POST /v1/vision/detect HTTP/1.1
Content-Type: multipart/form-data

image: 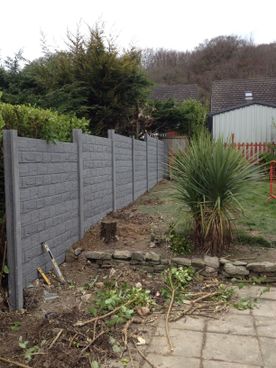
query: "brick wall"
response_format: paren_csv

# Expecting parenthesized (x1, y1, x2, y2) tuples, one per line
(3, 129, 168, 309)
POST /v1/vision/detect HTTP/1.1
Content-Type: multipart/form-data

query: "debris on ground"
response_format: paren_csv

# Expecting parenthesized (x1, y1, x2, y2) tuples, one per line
(0, 260, 253, 368)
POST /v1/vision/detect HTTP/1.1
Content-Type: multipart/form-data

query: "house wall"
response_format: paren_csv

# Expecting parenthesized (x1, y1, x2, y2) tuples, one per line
(213, 104, 276, 143)
(3, 129, 168, 309)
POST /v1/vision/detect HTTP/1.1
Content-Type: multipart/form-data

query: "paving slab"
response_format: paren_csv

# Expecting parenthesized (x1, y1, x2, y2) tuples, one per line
(259, 337, 276, 368)
(143, 354, 200, 368)
(252, 299, 276, 317)
(228, 306, 251, 315)
(203, 361, 261, 368)
(143, 286, 276, 368)
(233, 285, 263, 299)
(156, 316, 205, 334)
(203, 333, 262, 365)
(206, 314, 255, 336)
(146, 330, 203, 357)
(258, 288, 276, 300)
(255, 315, 276, 338)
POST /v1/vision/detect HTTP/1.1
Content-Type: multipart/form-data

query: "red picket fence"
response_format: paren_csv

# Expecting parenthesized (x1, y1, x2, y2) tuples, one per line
(230, 142, 273, 162)
(270, 160, 276, 199)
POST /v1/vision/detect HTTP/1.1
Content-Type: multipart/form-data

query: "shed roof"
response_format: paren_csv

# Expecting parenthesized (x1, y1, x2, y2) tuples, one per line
(211, 77, 276, 114)
(211, 101, 276, 116)
(150, 84, 199, 101)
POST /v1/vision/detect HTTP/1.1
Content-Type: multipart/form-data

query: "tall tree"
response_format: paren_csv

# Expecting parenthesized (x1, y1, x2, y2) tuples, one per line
(0, 27, 151, 136)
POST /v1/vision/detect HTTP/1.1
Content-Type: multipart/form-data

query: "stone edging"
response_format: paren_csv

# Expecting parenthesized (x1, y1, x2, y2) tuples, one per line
(83, 250, 276, 278)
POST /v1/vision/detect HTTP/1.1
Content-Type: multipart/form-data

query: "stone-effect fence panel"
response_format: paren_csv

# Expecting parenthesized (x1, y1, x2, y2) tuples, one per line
(3, 129, 168, 309)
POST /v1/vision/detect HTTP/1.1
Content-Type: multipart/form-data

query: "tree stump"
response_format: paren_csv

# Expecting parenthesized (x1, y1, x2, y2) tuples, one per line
(100, 221, 117, 243)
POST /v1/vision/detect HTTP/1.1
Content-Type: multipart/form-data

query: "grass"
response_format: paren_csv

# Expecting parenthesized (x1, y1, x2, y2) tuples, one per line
(237, 181, 276, 243)
(137, 182, 189, 227)
(137, 180, 276, 247)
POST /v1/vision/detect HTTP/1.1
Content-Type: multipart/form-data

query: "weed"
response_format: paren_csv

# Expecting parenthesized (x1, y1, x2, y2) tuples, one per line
(161, 266, 194, 301)
(167, 222, 193, 255)
(67, 280, 76, 289)
(233, 298, 256, 310)
(213, 284, 235, 303)
(10, 321, 21, 332)
(90, 361, 101, 368)
(18, 336, 40, 362)
(249, 275, 267, 285)
(88, 282, 154, 326)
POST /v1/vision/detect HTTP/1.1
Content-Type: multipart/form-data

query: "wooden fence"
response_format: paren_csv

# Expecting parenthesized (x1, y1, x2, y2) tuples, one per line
(161, 136, 188, 177)
(230, 142, 274, 162)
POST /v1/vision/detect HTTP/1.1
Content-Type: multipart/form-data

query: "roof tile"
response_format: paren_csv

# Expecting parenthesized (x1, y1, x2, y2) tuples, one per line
(150, 84, 199, 101)
(211, 77, 276, 113)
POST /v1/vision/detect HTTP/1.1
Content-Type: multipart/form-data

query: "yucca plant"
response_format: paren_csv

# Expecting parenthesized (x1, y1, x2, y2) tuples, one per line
(172, 131, 261, 256)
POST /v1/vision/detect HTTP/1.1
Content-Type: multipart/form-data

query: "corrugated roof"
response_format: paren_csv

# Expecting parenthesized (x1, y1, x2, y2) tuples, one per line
(211, 77, 276, 114)
(150, 84, 199, 101)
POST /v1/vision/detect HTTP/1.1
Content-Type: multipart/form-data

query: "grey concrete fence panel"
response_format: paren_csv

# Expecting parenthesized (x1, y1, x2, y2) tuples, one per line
(3, 129, 168, 309)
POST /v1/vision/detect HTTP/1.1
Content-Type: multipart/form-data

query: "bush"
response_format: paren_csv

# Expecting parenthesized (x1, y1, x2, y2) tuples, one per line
(0, 102, 89, 142)
(172, 131, 261, 256)
(149, 98, 207, 137)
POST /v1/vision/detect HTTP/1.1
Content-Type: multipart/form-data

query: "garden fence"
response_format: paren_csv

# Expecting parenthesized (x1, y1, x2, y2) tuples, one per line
(228, 142, 273, 162)
(3, 129, 168, 309)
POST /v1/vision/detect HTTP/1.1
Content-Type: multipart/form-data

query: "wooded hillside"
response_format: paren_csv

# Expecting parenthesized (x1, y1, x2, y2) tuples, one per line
(143, 36, 276, 100)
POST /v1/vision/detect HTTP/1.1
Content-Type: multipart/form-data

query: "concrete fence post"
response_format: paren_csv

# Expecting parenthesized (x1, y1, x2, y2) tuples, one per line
(108, 129, 117, 211)
(3, 130, 23, 309)
(132, 136, 135, 201)
(72, 129, 84, 240)
(156, 138, 159, 183)
(145, 134, 149, 191)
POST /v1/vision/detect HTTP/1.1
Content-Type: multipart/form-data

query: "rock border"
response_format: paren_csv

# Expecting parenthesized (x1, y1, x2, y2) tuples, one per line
(82, 250, 276, 279)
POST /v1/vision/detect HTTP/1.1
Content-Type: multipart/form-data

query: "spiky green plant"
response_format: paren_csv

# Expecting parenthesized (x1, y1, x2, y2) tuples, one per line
(172, 131, 261, 256)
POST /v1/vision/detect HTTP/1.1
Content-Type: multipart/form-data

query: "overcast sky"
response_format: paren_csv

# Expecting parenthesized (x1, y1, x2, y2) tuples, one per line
(1, 0, 276, 61)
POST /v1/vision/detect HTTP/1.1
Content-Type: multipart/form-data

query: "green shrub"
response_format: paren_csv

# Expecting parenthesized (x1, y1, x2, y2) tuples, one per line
(0, 102, 89, 142)
(172, 131, 261, 256)
(167, 221, 193, 255)
(149, 98, 207, 137)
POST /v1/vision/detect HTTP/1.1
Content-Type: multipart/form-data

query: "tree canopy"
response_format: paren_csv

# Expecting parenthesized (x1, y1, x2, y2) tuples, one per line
(0, 27, 151, 136)
(143, 36, 276, 100)
(148, 99, 207, 137)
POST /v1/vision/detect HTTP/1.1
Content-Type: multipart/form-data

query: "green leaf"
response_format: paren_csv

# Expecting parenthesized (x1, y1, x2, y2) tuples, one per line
(3, 264, 9, 274)
(18, 337, 28, 349)
(11, 321, 21, 332)
(90, 361, 100, 368)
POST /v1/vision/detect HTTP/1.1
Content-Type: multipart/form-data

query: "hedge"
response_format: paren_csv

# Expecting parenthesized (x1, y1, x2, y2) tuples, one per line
(0, 102, 89, 142)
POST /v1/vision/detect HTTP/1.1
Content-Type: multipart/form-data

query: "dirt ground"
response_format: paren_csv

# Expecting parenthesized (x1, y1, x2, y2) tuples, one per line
(1, 180, 276, 368)
(73, 180, 276, 264)
(0, 263, 164, 368)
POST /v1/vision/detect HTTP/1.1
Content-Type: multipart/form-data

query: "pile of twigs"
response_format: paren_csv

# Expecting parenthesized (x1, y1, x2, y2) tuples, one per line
(170, 278, 230, 322)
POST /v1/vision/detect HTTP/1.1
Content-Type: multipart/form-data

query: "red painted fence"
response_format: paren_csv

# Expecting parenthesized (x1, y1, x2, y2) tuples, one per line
(270, 160, 276, 199)
(230, 142, 273, 162)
